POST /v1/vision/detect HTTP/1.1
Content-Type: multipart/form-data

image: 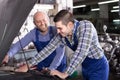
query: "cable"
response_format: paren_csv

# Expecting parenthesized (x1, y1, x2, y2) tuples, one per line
(17, 33, 30, 71)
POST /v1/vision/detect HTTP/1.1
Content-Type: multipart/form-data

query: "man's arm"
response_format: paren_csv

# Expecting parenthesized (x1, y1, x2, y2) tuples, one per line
(49, 44, 65, 70)
(16, 35, 62, 72)
(2, 29, 35, 64)
(27, 34, 62, 67)
(7, 30, 35, 58)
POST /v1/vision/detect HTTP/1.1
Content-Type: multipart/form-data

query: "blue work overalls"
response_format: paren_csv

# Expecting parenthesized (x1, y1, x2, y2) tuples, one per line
(33, 27, 67, 72)
(65, 21, 109, 80)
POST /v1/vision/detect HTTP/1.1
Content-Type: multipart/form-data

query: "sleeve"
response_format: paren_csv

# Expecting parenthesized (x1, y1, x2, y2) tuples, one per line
(66, 21, 94, 75)
(27, 34, 62, 66)
(48, 44, 65, 70)
(8, 29, 35, 58)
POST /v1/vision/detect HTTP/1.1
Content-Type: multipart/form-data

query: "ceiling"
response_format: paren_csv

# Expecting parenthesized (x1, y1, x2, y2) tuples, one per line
(73, 0, 119, 11)
(73, 0, 120, 34)
(73, 0, 118, 6)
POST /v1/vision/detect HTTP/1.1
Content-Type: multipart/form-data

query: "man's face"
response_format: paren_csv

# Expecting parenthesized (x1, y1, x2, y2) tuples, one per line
(34, 13, 48, 32)
(55, 21, 71, 37)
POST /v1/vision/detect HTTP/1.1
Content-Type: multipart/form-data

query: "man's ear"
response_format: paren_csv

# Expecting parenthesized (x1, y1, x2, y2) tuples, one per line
(67, 22, 73, 28)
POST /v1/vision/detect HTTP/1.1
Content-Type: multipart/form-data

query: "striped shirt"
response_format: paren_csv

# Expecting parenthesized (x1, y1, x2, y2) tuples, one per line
(28, 20, 104, 75)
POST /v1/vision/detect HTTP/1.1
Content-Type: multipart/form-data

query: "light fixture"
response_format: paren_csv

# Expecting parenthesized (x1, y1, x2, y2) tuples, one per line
(98, 0, 119, 5)
(111, 9, 119, 12)
(113, 19, 120, 22)
(33, 4, 54, 10)
(113, 6, 119, 9)
(73, 5, 86, 9)
(91, 8, 100, 11)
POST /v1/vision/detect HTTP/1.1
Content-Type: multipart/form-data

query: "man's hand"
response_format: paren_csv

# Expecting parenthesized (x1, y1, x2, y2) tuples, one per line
(50, 70, 68, 79)
(1, 54, 9, 66)
(15, 64, 29, 72)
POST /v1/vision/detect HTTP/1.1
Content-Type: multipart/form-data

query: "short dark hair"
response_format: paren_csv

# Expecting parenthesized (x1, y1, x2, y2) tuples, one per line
(54, 10, 74, 25)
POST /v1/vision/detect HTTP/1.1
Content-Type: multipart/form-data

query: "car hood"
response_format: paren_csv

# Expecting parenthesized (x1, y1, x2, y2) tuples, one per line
(0, 0, 36, 63)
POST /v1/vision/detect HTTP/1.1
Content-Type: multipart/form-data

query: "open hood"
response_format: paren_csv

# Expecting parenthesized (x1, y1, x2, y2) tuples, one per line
(0, 0, 36, 63)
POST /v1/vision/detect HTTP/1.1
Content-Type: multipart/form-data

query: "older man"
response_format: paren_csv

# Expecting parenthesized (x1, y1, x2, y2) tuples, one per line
(2, 11, 67, 72)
